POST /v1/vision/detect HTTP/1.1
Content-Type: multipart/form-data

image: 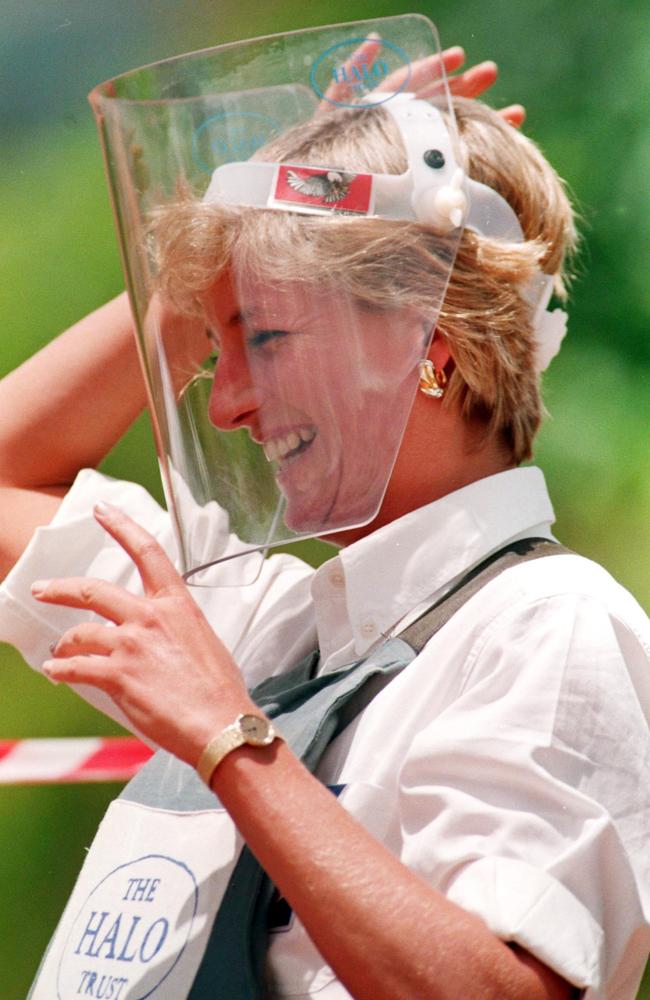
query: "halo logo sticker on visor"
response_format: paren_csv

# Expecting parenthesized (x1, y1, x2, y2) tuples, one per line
(271, 164, 374, 215)
(192, 111, 280, 173)
(310, 37, 412, 108)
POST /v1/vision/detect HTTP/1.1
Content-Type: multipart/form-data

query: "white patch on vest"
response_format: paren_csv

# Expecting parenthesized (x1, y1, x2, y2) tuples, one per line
(31, 799, 243, 999)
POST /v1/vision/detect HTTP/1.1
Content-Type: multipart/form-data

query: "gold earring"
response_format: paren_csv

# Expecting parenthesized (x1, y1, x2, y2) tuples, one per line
(418, 359, 447, 399)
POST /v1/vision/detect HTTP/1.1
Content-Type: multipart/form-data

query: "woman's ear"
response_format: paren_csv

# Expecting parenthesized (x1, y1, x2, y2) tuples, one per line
(423, 327, 453, 371)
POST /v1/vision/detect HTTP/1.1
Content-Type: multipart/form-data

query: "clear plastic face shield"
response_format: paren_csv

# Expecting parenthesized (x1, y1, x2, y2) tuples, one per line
(89, 16, 527, 586)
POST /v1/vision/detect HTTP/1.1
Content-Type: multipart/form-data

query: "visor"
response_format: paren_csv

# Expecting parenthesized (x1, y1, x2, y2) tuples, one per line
(89, 16, 528, 586)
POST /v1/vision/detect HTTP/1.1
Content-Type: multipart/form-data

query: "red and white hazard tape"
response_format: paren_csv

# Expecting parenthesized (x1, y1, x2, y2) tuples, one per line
(0, 737, 154, 785)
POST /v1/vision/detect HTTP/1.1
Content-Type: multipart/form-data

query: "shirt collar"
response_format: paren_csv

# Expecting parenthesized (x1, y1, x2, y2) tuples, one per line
(311, 466, 555, 661)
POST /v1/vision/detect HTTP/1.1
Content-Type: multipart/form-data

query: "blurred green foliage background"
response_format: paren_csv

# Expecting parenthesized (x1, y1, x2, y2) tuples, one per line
(0, 0, 648, 996)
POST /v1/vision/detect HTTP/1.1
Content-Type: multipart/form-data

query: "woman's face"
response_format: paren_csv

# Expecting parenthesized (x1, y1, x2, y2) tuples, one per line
(205, 271, 426, 534)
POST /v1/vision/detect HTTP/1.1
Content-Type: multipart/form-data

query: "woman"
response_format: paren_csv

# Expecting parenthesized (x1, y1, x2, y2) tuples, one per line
(0, 23, 648, 1000)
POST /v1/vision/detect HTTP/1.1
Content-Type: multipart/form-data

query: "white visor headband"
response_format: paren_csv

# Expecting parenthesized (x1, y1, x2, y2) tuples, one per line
(204, 92, 566, 371)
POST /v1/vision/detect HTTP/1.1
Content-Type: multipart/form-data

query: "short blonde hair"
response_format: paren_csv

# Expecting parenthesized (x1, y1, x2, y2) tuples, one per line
(153, 97, 577, 462)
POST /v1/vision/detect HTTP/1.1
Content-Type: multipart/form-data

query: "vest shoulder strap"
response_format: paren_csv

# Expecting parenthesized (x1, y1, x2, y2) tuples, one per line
(399, 537, 571, 655)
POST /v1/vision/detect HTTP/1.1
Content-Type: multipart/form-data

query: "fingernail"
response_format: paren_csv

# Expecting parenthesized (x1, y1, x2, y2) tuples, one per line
(48, 640, 58, 655)
(94, 501, 112, 517)
(42, 661, 59, 685)
(31, 580, 50, 597)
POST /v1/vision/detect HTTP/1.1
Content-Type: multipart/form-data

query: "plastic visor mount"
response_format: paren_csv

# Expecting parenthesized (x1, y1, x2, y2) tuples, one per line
(205, 92, 525, 241)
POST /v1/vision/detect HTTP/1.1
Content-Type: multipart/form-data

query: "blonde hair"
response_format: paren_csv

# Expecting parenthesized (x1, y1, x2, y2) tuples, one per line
(153, 97, 577, 462)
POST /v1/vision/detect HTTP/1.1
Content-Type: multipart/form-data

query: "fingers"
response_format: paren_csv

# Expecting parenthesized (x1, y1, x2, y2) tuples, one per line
(51, 621, 121, 658)
(92, 502, 183, 597)
(414, 59, 498, 103)
(46, 622, 138, 692)
(404, 56, 524, 130)
(30, 503, 181, 620)
(377, 47, 465, 95)
(447, 60, 498, 98)
(31, 576, 141, 624)
(42, 653, 116, 692)
(440, 46, 466, 75)
(498, 104, 526, 128)
(315, 40, 523, 135)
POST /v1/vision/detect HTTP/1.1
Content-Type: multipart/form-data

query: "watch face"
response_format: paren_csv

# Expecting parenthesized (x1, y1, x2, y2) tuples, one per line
(239, 714, 273, 745)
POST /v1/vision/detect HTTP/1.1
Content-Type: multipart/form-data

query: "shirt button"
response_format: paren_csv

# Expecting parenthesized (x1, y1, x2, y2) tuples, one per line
(329, 569, 344, 587)
(360, 620, 377, 637)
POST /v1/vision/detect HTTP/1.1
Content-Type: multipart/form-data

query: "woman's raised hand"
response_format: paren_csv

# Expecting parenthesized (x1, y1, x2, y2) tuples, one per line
(32, 503, 256, 767)
(320, 41, 525, 127)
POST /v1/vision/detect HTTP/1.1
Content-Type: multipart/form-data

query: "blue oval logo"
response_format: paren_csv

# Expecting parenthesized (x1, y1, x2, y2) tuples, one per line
(192, 111, 280, 173)
(310, 37, 412, 109)
(57, 854, 199, 999)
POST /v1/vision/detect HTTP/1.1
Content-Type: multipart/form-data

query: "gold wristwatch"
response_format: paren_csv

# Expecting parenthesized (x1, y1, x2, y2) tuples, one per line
(197, 713, 283, 786)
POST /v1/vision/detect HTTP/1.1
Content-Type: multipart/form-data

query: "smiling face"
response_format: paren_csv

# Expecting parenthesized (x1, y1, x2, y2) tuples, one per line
(204, 270, 427, 534)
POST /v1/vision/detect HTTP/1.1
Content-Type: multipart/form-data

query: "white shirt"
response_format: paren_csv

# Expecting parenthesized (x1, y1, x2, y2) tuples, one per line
(1, 466, 649, 999)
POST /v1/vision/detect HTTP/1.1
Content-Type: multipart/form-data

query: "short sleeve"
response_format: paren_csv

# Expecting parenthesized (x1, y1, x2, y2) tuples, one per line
(398, 588, 650, 998)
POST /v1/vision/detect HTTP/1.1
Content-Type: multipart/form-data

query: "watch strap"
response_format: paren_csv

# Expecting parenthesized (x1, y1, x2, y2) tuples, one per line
(197, 715, 282, 786)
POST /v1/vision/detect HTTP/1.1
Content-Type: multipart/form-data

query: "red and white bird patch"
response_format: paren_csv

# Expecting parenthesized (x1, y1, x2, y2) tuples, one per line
(271, 164, 374, 215)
